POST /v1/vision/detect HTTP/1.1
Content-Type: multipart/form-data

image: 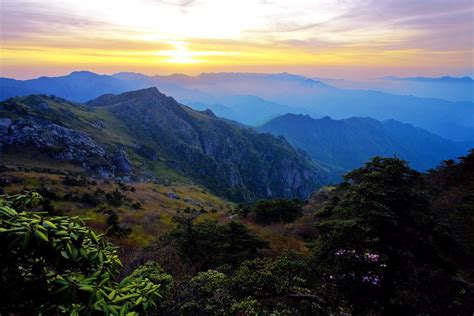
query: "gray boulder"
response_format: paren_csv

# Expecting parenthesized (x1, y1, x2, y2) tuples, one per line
(0, 118, 11, 135)
(112, 150, 132, 174)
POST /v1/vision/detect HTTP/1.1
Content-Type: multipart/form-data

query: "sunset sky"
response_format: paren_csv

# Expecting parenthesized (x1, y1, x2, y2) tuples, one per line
(0, 0, 473, 79)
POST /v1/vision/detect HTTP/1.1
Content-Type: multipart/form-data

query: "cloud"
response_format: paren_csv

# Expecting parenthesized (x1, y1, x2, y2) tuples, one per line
(0, 1, 109, 41)
(0, 0, 472, 78)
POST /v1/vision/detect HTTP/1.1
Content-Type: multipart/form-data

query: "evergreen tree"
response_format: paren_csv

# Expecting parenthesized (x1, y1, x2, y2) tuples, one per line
(311, 157, 468, 314)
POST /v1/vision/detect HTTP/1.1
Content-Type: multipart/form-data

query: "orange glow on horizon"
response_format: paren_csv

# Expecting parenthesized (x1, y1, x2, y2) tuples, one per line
(1, 0, 472, 79)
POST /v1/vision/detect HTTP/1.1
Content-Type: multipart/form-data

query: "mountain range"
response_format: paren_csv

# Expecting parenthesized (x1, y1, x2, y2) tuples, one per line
(1, 71, 473, 141)
(384, 76, 473, 83)
(0, 88, 327, 201)
(258, 114, 471, 173)
(318, 76, 474, 103)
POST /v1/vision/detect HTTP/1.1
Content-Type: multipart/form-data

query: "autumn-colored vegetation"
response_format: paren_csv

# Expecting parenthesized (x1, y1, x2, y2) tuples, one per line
(1, 151, 474, 314)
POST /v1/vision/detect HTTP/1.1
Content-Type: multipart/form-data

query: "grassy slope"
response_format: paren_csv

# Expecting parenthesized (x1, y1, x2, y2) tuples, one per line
(0, 166, 322, 265)
(1, 93, 324, 262)
(0, 95, 195, 182)
(0, 168, 232, 265)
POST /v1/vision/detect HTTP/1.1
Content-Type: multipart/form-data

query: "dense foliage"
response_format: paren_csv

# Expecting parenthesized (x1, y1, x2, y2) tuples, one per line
(2, 153, 473, 315)
(427, 149, 474, 259)
(310, 156, 473, 314)
(238, 198, 304, 224)
(0, 192, 161, 315)
(179, 252, 324, 315)
(159, 218, 268, 272)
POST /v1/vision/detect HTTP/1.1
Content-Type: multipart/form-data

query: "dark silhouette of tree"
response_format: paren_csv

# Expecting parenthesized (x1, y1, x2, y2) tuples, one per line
(311, 157, 470, 314)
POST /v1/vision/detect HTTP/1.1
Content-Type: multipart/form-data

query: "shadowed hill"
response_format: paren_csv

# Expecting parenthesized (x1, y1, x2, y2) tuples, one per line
(259, 113, 470, 173)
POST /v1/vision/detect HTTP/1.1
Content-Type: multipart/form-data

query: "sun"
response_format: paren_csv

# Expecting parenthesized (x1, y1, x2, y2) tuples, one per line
(167, 51, 198, 64)
(155, 42, 200, 64)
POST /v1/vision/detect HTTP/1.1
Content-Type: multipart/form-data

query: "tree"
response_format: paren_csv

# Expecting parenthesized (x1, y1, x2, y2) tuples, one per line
(0, 192, 161, 315)
(231, 251, 324, 314)
(161, 218, 268, 272)
(311, 157, 469, 314)
(241, 199, 304, 224)
(129, 262, 174, 313)
(179, 252, 325, 315)
(180, 270, 232, 315)
(102, 209, 131, 238)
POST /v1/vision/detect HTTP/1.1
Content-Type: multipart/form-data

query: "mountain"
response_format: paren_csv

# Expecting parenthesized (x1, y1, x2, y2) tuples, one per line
(107, 72, 474, 141)
(319, 76, 474, 103)
(2, 71, 473, 141)
(0, 88, 327, 201)
(186, 95, 321, 126)
(258, 113, 471, 173)
(0, 71, 136, 102)
(384, 76, 473, 83)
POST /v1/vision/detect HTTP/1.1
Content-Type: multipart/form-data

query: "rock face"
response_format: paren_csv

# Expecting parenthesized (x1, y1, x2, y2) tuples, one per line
(0, 116, 131, 177)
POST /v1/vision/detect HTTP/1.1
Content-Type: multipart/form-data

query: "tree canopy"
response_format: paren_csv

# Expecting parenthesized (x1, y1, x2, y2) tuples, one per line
(311, 157, 472, 314)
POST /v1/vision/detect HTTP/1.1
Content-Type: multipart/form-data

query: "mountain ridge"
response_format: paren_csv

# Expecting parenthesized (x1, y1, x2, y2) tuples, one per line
(258, 113, 470, 173)
(2, 70, 473, 141)
(0, 88, 327, 201)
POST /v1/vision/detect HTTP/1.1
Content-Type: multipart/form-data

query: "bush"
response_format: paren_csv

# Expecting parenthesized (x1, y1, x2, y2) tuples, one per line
(181, 270, 231, 314)
(179, 252, 324, 315)
(129, 262, 174, 311)
(0, 192, 160, 315)
(246, 199, 304, 224)
(106, 189, 126, 207)
(61, 175, 89, 186)
(103, 209, 132, 238)
(161, 218, 268, 271)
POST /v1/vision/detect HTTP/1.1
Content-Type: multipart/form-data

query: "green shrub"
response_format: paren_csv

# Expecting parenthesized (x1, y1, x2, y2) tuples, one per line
(246, 199, 304, 224)
(62, 175, 89, 187)
(162, 218, 268, 271)
(129, 262, 174, 312)
(179, 252, 324, 315)
(102, 209, 132, 238)
(0, 192, 160, 315)
(106, 189, 126, 207)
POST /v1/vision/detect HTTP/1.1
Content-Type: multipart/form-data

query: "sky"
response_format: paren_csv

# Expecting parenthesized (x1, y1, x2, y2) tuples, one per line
(0, 0, 473, 79)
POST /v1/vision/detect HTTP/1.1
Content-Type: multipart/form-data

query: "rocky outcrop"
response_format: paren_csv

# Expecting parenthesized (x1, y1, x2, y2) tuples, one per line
(112, 150, 132, 174)
(0, 118, 12, 134)
(0, 116, 131, 177)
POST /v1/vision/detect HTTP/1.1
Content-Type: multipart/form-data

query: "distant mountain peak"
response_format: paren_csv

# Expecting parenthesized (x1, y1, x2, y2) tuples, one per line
(118, 86, 161, 96)
(136, 86, 160, 93)
(277, 113, 321, 121)
(69, 70, 101, 77)
(383, 75, 473, 83)
(86, 87, 168, 107)
(201, 109, 217, 117)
